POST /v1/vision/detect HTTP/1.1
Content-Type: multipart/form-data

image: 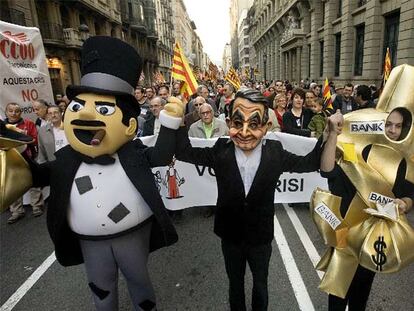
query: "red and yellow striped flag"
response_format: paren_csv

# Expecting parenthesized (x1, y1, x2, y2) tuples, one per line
(225, 67, 241, 90)
(382, 47, 392, 88)
(322, 77, 333, 110)
(172, 42, 198, 97)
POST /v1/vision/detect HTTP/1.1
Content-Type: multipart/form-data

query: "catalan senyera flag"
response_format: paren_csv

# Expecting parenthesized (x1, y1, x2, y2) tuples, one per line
(172, 42, 198, 97)
(225, 67, 241, 90)
(153, 71, 166, 84)
(322, 77, 333, 110)
(208, 62, 219, 81)
(381, 47, 392, 90)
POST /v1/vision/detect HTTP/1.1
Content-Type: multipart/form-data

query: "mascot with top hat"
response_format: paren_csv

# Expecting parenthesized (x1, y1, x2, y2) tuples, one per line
(1, 36, 185, 310)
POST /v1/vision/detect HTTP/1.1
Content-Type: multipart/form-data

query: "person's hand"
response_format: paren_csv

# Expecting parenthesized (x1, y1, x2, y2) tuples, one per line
(327, 110, 344, 135)
(163, 96, 186, 119)
(6, 124, 27, 135)
(395, 198, 412, 214)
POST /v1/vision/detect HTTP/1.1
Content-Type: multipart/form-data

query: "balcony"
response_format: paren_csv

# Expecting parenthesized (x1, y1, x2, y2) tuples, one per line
(63, 28, 83, 47)
(130, 18, 147, 33)
(147, 29, 158, 40)
(38, 22, 64, 44)
(119, 1, 147, 34)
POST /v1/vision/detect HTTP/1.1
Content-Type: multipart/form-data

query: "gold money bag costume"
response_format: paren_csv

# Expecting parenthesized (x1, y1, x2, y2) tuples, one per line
(311, 64, 414, 298)
(0, 122, 33, 212)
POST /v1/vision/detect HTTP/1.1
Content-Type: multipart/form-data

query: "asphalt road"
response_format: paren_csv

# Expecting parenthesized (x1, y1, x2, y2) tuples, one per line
(1, 204, 413, 311)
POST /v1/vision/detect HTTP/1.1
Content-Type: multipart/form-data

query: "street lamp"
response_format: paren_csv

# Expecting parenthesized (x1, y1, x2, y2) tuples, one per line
(263, 53, 267, 82)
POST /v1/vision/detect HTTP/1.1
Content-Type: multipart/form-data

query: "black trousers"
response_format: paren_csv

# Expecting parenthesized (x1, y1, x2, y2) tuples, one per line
(221, 239, 272, 311)
(328, 265, 376, 311)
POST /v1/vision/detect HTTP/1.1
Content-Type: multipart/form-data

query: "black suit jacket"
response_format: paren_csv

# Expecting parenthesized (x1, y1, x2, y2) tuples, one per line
(176, 127, 323, 245)
(30, 126, 178, 266)
(142, 115, 155, 136)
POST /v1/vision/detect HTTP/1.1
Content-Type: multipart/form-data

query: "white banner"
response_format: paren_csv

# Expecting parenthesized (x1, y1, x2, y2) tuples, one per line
(0, 21, 54, 121)
(141, 132, 329, 210)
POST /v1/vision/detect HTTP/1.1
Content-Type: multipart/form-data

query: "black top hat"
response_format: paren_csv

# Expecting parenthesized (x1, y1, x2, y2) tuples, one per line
(66, 36, 142, 111)
(0, 120, 34, 149)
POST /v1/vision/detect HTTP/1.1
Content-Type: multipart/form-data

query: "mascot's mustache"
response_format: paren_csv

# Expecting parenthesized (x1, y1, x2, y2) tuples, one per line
(71, 120, 106, 127)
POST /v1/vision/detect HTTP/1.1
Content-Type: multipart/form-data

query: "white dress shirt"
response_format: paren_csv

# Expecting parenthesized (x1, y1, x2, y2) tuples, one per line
(234, 140, 264, 196)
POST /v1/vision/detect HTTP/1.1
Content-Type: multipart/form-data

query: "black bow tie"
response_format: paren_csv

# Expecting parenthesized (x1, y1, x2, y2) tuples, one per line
(78, 153, 115, 165)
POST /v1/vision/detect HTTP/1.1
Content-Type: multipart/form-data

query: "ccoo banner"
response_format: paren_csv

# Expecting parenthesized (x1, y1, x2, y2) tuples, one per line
(0, 21, 54, 121)
(140, 132, 329, 210)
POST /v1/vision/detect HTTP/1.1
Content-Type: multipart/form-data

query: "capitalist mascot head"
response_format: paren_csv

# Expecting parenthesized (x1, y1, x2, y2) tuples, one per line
(0, 36, 144, 210)
(64, 36, 142, 158)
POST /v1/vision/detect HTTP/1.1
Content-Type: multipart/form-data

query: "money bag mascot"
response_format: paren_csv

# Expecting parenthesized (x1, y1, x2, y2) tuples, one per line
(3, 36, 185, 311)
(311, 64, 414, 310)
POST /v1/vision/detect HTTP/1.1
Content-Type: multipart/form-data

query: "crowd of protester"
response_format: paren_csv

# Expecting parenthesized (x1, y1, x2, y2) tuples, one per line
(2, 77, 380, 224)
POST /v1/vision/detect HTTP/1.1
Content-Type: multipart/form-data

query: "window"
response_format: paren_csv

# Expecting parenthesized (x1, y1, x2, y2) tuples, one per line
(383, 12, 400, 68)
(321, 2, 326, 26)
(319, 40, 324, 77)
(337, 0, 342, 18)
(308, 44, 311, 78)
(358, 0, 367, 7)
(334, 33, 341, 76)
(354, 24, 365, 76)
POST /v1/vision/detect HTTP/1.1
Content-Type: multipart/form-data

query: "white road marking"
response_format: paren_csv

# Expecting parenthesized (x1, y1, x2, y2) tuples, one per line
(274, 215, 315, 311)
(0, 252, 56, 311)
(283, 203, 323, 280)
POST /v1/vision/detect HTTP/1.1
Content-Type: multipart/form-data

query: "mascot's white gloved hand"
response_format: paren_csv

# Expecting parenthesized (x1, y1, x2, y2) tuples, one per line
(159, 96, 186, 130)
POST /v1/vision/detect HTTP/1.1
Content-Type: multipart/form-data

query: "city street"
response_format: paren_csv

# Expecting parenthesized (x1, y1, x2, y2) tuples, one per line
(1, 204, 413, 311)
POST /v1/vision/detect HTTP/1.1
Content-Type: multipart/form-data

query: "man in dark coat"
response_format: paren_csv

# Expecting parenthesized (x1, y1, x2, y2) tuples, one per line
(175, 88, 343, 311)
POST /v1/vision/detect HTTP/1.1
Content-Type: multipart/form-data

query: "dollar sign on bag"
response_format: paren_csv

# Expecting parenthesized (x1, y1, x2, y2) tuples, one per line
(372, 236, 387, 271)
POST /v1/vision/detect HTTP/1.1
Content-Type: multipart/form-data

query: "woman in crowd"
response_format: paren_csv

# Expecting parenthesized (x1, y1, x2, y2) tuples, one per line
(282, 87, 315, 137)
(273, 93, 287, 131)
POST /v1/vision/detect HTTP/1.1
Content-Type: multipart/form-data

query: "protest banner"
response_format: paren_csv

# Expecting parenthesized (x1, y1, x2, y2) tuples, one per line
(0, 21, 54, 120)
(140, 132, 329, 210)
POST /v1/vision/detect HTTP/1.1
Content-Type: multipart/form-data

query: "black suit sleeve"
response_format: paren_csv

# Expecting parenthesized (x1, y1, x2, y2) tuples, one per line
(142, 125, 177, 167)
(24, 155, 51, 187)
(280, 136, 324, 173)
(175, 126, 217, 168)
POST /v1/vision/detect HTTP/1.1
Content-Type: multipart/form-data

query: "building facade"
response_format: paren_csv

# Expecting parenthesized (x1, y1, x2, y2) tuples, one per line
(249, 0, 414, 85)
(154, 0, 174, 82)
(172, 0, 195, 65)
(222, 43, 232, 73)
(1, 0, 160, 99)
(230, 0, 254, 69)
(238, 9, 251, 76)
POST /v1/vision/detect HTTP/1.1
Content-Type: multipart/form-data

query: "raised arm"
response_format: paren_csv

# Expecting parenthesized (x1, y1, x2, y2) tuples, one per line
(320, 110, 344, 172)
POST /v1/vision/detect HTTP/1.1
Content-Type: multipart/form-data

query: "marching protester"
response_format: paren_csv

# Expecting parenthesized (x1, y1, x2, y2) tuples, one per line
(184, 96, 204, 130)
(37, 105, 68, 163)
(175, 88, 343, 311)
(307, 98, 328, 138)
(333, 83, 358, 114)
(282, 87, 315, 137)
(188, 103, 228, 138)
(4, 102, 43, 223)
(354, 85, 376, 109)
(218, 83, 236, 116)
(272, 93, 287, 130)
(134, 86, 151, 120)
(142, 97, 166, 136)
(32, 99, 49, 127)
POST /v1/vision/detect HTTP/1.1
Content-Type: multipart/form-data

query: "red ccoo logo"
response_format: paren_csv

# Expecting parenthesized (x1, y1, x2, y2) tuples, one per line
(0, 31, 35, 60)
